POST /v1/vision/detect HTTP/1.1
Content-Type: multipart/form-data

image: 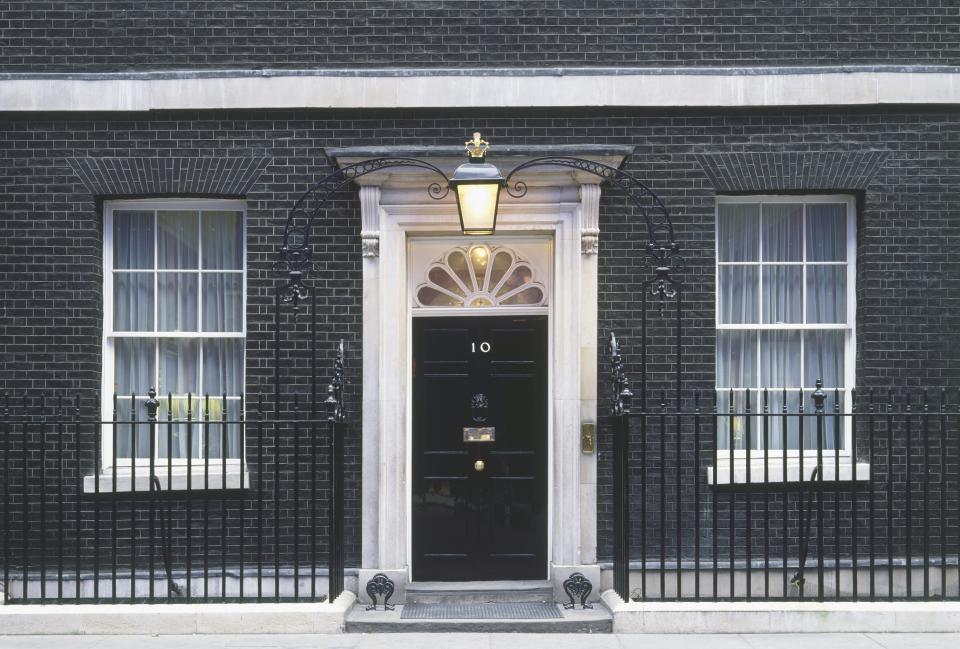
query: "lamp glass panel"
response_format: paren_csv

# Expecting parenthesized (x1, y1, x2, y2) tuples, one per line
(456, 183, 499, 233)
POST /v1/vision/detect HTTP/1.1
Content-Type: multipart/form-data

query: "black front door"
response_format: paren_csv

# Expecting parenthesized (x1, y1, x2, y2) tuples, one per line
(412, 315, 548, 581)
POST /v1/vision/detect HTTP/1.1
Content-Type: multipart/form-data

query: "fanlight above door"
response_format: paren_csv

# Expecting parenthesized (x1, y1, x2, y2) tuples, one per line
(414, 244, 547, 308)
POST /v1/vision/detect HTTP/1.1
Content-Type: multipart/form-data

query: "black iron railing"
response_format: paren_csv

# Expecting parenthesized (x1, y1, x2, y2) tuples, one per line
(608, 335, 959, 602)
(0, 347, 347, 605)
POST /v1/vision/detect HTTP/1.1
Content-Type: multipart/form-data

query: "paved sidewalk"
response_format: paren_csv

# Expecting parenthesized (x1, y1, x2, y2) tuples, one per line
(1, 634, 959, 649)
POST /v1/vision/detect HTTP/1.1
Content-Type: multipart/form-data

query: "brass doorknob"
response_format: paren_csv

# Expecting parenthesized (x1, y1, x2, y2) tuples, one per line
(474, 459, 485, 472)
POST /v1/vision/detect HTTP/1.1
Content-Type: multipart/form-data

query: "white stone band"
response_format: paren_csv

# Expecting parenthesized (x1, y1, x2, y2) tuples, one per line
(3, 68, 960, 112)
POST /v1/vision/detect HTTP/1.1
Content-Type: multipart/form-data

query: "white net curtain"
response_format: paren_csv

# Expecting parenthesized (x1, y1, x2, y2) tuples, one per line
(716, 200, 849, 451)
(111, 208, 244, 459)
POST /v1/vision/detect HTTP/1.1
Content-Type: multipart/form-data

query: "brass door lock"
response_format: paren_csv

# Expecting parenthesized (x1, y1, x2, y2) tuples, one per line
(474, 459, 485, 472)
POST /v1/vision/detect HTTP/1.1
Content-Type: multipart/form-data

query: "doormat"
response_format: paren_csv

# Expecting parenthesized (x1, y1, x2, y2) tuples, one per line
(400, 602, 562, 619)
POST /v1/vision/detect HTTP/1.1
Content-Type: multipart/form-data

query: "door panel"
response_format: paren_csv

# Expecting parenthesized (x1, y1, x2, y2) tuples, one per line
(412, 315, 548, 581)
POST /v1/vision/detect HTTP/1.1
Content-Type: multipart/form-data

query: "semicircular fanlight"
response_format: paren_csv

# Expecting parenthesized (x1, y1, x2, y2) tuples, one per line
(415, 244, 547, 308)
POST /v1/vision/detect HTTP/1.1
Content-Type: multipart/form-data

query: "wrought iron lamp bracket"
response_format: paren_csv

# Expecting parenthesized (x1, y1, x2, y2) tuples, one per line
(278, 157, 451, 306)
(503, 156, 681, 309)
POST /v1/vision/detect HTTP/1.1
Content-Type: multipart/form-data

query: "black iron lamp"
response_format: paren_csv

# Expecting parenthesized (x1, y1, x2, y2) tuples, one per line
(447, 132, 506, 235)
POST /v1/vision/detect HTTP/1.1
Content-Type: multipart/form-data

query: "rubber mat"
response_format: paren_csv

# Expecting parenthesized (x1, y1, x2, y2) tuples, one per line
(400, 602, 562, 619)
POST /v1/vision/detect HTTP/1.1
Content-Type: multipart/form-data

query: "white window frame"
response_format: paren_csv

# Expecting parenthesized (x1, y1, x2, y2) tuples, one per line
(711, 194, 867, 484)
(91, 199, 248, 490)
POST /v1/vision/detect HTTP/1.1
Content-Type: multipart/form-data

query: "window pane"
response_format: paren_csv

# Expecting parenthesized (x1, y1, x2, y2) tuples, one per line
(113, 211, 154, 269)
(804, 330, 845, 388)
(203, 339, 243, 396)
(760, 330, 801, 387)
(718, 203, 759, 262)
(718, 266, 758, 324)
(761, 203, 802, 262)
(114, 338, 155, 396)
(805, 203, 846, 262)
(500, 286, 544, 305)
(157, 397, 201, 459)
(717, 331, 756, 389)
(806, 265, 846, 323)
(801, 390, 844, 450)
(417, 286, 462, 307)
(761, 265, 802, 324)
(202, 399, 242, 459)
(764, 390, 802, 450)
(113, 272, 154, 331)
(114, 397, 151, 458)
(158, 210, 199, 269)
(716, 391, 765, 450)
(201, 211, 243, 270)
(159, 338, 199, 395)
(158, 272, 199, 331)
(202, 273, 243, 332)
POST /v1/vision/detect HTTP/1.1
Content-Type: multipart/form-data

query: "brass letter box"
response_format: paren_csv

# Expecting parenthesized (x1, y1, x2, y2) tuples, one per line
(463, 426, 496, 442)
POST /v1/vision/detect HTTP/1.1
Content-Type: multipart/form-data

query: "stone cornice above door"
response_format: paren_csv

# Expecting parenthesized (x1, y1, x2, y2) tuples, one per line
(325, 144, 633, 188)
(333, 144, 626, 258)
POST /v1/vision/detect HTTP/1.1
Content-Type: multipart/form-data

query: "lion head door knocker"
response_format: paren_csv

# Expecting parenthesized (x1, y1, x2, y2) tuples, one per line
(463, 393, 495, 442)
(471, 393, 489, 423)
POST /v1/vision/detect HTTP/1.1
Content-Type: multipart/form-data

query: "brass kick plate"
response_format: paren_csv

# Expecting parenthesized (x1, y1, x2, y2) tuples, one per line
(463, 426, 496, 442)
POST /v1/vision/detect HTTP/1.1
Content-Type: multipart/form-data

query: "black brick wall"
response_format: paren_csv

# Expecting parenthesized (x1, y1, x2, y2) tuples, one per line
(0, 108, 958, 575)
(2, 1, 960, 72)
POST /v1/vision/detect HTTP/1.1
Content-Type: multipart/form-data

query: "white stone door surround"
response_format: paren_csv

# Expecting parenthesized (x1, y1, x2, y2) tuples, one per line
(330, 145, 631, 601)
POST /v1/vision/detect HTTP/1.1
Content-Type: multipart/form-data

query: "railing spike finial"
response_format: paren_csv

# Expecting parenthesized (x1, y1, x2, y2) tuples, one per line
(812, 378, 826, 413)
(145, 387, 159, 422)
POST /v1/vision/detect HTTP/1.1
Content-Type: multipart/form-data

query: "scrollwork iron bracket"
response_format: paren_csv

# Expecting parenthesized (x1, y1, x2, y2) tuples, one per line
(364, 573, 396, 611)
(279, 158, 451, 307)
(504, 157, 681, 312)
(562, 572, 594, 609)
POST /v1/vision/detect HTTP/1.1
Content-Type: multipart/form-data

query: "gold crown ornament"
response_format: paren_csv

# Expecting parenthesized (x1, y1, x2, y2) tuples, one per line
(465, 132, 489, 159)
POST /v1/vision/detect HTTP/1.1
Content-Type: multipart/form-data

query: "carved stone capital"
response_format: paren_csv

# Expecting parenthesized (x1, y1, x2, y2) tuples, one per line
(581, 228, 599, 255)
(361, 231, 380, 258)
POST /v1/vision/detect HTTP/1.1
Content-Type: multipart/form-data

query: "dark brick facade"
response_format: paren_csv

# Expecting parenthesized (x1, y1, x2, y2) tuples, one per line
(2, 1, 960, 72)
(0, 108, 958, 575)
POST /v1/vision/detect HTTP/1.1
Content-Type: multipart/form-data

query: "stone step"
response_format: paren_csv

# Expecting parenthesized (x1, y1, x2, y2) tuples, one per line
(405, 579, 554, 604)
(345, 601, 612, 633)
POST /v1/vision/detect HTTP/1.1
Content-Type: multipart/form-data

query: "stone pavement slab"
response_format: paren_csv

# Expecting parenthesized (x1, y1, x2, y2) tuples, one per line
(867, 634, 960, 649)
(616, 634, 753, 649)
(739, 633, 884, 649)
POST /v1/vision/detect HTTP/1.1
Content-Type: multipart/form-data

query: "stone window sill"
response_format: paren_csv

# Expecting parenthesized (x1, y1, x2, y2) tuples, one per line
(708, 460, 870, 486)
(83, 466, 250, 493)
